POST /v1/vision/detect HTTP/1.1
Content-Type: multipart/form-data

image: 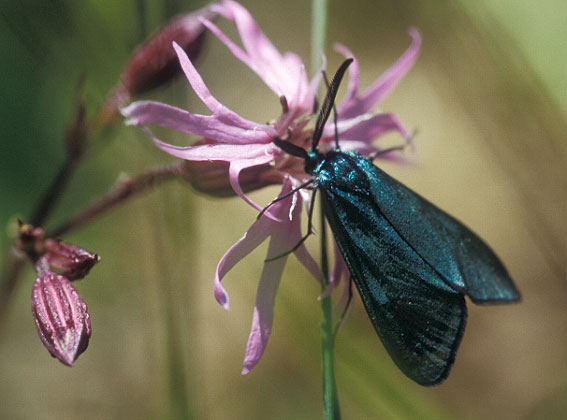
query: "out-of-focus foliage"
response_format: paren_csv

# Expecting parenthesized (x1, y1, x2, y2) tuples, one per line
(0, 0, 565, 419)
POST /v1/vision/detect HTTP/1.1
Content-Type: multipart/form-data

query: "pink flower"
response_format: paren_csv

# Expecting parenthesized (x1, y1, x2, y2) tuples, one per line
(122, 0, 420, 373)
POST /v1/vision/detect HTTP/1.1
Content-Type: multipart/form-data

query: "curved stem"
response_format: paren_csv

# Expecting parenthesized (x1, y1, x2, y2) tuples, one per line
(0, 162, 185, 333)
(30, 158, 79, 227)
(49, 162, 185, 238)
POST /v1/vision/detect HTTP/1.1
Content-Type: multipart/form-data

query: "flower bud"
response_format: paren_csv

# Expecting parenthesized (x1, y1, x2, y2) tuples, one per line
(181, 160, 281, 197)
(124, 6, 215, 96)
(31, 271, 91, 366)
(98, 6, 216, 125)
(43, 239, 100, 281)
(178, 139, 282, 196)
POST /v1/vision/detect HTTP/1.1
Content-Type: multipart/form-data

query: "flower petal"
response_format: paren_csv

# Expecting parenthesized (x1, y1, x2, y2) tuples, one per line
(173, 42, 272, 130)
(337, 113, 409, 144)
(229, 155, 283, 221)
(333, 43, 359, 107)
(289, 192, 319, 280)
(214, 216, 273, 310)
(339, 28, 421, 119)
(122, 100, 273, 145)
(211, 0, 308, 104)
(241, 178, 301, 373)
(214, 178, 300, 311)
(241, 238, 288, 374)
(144, 131, 275, 161)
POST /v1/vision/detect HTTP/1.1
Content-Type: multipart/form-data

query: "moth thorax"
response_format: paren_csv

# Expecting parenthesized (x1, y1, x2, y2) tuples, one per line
(304, 150, 322, 175)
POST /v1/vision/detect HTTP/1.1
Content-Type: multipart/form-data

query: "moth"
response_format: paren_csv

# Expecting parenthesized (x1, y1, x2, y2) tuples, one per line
(273, 58, 520, 385)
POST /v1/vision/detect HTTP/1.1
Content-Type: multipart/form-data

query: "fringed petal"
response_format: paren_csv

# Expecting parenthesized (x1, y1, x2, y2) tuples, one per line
(123, 100, 273, 144)
(339, 29, 421, 119)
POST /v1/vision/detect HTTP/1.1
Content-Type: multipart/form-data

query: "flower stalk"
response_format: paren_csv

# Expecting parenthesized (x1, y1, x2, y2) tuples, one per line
(0, 162, 184, 332)
(49, 162, 185, 238)
(319, 202, 341, 420)
(30, 75, 88, 228)
(311, 0, 341, 418)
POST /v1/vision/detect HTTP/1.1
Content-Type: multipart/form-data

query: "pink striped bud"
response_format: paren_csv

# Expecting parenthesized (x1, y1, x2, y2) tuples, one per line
(121, 6, 214, 96)
(31, 271, 91, 366)
(98, 6, 216, 126)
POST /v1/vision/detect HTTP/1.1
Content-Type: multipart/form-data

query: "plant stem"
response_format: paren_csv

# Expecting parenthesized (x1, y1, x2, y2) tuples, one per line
(0, 82, 87, 330)
(312, 0, 340, 418)
(311, 0, 327, 74)
(31, 73, 88, 227)
(0, 162, 185, 333)
(319, 204, 341, 420)
(49, 162, 185, 238)
(30, 158, 79, 227)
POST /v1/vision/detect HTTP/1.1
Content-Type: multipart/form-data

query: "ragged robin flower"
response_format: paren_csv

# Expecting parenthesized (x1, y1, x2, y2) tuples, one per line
(122, 0, 420, 372)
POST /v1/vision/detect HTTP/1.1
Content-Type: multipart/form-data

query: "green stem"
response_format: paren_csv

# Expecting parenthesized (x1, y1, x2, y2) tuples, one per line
(319, 205, 340, 420)
(312, 0, 340, 418)
(311, 0, 327, 73)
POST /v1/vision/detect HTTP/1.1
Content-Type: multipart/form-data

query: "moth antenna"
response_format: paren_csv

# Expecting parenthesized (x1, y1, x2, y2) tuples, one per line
(312, 58, 353, 151)
(322, 71, 340, 150)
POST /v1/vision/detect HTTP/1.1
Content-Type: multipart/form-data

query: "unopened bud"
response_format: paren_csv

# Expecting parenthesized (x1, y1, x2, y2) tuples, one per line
(43, 239, 100, 281)
(98, 6, 216, 125)
(181, 160, 280, 197)
(124, 6, 214, 96)
(31, 271, 91, 366)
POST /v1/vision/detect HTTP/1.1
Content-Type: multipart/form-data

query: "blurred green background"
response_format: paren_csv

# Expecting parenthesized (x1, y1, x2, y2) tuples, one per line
(1, 0, 566, 419)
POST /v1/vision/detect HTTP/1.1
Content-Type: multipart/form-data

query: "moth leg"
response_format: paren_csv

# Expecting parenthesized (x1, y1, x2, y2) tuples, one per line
(257, 179, 314, 220)
(264, 188, 317, 262)
(333, 275, 353, 340)
(368, 129, 417, 162)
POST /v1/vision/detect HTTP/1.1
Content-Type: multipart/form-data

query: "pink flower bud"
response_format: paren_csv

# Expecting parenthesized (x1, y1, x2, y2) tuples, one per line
(181, 160, 281, 197)
(98, 6, 216, 126)
(43, 239, 100, 281)
(179, 139, 283, 197)
(123, 6, 215, 96)
(31, 271, 91, 366)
